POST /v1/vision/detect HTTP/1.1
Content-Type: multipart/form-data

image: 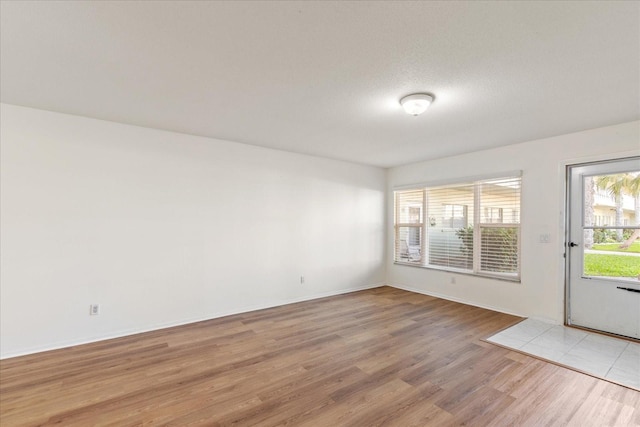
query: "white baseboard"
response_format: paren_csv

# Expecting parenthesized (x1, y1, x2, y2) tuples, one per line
(5, 283, 558, 360)
(0, 282, 385, 360)
(388, 283, 526, 318)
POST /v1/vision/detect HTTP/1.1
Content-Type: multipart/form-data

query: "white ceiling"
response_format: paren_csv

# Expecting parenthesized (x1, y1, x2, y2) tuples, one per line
(1, 1, 638, 168)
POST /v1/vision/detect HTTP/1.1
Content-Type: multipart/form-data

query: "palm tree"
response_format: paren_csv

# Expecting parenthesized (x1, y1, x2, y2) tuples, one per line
(595, 173, 640, 246)
(620, 173, 640, 248)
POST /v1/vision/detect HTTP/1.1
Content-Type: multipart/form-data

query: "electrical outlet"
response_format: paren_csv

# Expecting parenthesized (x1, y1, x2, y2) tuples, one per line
(90, 304, 100, 316)
(300, 276, 305, 284)
(450, 276, 456, 284)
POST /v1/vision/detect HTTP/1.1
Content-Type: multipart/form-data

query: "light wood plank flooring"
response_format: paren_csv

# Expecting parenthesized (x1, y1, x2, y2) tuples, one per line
(1, 287, 639, 426)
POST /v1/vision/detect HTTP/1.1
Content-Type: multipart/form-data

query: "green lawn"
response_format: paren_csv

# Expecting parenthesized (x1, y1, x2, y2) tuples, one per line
(584, 253, 640, 277)
(592, 242, 640, 253)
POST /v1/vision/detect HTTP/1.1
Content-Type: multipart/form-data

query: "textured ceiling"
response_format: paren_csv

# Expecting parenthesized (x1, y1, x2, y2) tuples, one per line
(1, 1, 638, 168)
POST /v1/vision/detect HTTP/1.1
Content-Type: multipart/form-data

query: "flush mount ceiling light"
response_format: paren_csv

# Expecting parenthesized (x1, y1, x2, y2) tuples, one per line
(400, 93, 434, 116)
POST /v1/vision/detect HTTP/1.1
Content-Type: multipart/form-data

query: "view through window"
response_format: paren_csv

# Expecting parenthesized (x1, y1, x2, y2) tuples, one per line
(394, 175, 521, 281)
(583, 171, 640, 281)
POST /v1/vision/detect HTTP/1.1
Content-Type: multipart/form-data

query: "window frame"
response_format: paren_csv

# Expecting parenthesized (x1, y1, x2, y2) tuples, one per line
(394, 189, 426, 264)
(393, 172, 522, 282)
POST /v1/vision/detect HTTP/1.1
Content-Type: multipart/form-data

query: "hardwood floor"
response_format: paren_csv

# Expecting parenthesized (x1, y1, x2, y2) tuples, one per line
(1, 286, 638, 426)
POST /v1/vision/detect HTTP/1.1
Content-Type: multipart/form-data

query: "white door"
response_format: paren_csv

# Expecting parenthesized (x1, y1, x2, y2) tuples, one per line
(566, 157, 640, 339)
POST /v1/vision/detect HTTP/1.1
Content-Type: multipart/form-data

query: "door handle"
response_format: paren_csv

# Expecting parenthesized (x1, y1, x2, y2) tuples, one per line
(617, 287, 640, 293)
(569, 242, 579, 247)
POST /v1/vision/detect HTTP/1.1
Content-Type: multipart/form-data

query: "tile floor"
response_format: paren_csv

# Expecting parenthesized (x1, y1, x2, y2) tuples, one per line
(487, 318, 640, 390)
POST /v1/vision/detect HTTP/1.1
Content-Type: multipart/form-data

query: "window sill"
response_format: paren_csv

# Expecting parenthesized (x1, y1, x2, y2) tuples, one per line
(393, 261, 521, 283)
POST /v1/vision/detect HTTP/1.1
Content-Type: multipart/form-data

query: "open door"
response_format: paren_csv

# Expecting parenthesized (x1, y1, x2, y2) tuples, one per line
(566, 157, 640, 339)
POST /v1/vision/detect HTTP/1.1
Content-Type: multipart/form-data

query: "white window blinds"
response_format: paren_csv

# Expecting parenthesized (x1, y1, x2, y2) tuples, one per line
(394, 189, 424, 264)
(477, 177, 520, 276)
(394, 174, 521, 280)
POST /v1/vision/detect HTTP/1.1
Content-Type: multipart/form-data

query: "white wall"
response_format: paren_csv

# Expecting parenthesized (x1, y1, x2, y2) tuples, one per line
(0, 104, 386, 358)
(2, 103, 638, 359)
(387, 121, 639, 323)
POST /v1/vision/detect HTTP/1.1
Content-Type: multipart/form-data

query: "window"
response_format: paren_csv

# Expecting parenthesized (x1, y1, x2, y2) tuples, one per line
(394, 174, 521, 281)
(394, 190, 424, 262)
(484, 207, 503, 223)
(443, 204, 468, 228)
